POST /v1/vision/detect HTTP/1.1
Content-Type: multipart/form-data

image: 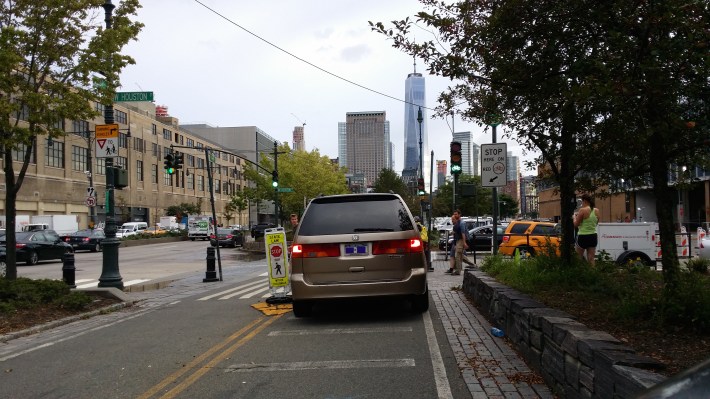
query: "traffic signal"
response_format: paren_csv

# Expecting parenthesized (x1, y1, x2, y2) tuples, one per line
(417, 177, 426, 195)
(271, 170, 278, 188)
(450, 141, 462, 175)
(163, 153, 175, 175)
(174, 154, 184, 170)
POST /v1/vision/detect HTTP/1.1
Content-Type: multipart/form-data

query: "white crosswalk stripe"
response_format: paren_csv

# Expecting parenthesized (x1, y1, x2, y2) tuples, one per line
(75, 279, 151, 289)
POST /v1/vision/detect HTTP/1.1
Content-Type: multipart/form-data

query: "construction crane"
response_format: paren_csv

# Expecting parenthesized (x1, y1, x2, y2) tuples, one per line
(290, 113, 306, 127)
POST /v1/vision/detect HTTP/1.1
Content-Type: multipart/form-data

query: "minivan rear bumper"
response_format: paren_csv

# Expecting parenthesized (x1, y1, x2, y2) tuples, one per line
(290, 267, 427, 300)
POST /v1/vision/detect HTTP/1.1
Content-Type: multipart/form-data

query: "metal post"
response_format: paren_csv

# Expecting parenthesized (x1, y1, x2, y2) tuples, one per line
(204, 246, 218, 282)
(427, 150, 434, 271)
(273, 141, 279, 225)
(98, 0, 123, 289)
(417, 107, 424, 218)
(492, 124, 499, 255)
(62, 252, 76, 288)
(205, 148, 222, 281)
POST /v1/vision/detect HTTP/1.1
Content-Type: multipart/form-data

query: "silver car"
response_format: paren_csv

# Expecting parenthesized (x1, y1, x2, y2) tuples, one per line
(290, 193, 428, 317)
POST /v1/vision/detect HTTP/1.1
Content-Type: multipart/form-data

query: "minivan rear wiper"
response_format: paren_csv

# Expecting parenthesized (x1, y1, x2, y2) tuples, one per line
(353, 228, 394, 232)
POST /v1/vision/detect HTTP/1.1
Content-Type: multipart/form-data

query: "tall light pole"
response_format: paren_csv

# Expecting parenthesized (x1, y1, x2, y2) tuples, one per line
(98, 0, 123, 289)
(417, 106, 424, 218)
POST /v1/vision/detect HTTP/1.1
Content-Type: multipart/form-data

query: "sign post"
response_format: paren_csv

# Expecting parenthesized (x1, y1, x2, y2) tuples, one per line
(264, 227, 292, 304)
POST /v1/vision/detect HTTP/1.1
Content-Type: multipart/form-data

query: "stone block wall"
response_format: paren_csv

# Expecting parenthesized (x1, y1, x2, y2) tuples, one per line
(462, 270, 666, 398)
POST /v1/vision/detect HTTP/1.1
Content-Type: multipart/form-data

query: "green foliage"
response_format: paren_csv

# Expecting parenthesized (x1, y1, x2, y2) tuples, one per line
(54, 291, 92, 311)
(166, 201, 203, 219)
(243, 143, 349, 222)
(686, 257, 710, 274)
(480, 255, 710, 333)
(0, 278, 70, 311)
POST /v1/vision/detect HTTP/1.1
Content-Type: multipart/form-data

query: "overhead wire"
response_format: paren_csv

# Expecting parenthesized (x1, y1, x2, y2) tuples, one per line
(191, 0, 442, 114)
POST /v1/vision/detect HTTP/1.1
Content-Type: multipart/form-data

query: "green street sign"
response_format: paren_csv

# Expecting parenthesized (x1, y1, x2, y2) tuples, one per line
(113, 91, 154, 102)
(278, 187, 294, 193)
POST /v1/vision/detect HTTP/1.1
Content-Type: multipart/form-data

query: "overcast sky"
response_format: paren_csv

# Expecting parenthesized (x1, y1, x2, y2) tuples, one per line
(118, 0, 536, 179)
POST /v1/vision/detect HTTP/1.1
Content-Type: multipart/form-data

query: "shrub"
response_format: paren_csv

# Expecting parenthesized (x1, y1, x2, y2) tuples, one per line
(686, 257, 710, 274)
(0, 278, 71, 310)
(54, 291, 92, 310)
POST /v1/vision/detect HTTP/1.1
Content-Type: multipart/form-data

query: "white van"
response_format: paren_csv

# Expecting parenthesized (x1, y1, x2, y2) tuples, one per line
(116, 222, 148, 238)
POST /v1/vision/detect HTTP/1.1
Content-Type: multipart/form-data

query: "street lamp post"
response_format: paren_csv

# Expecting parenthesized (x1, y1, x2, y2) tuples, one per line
(98, 0, 123, 289)
(417, 107, 424, 218)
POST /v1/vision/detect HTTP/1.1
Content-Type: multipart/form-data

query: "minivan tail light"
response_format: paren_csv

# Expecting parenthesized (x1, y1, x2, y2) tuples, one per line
(502, 235, 510, 243)
(291, 243, 340, 258)
(373, 239, 423, 254)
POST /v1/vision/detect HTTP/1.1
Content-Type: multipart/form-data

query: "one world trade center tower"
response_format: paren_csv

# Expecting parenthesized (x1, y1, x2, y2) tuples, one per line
(403, 64, 429, 189)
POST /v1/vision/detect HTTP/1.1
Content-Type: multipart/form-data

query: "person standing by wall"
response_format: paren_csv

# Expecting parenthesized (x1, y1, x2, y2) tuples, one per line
(415, 216, 433, 272)
(574, 194, 600, 265)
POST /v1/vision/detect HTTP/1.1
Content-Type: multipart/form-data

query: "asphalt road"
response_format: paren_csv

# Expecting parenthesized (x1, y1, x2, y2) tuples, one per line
(2, 241, 475, 398)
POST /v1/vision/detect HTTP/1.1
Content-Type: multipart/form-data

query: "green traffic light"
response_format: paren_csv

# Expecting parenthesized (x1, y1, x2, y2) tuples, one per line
(167, 167, 175, 175)
(272, 181, 278, 188)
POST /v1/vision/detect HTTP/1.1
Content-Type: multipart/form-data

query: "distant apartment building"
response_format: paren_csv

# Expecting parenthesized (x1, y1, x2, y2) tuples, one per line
(292, 125, 305, 151)
(339, 111, 391, 188)
(436, 160, 447, 188)
(471, 143, 480, 176)
(452, 131, 474, 176)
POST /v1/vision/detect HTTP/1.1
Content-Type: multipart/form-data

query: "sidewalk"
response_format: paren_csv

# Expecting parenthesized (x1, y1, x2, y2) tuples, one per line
(427, 251, 553, 399)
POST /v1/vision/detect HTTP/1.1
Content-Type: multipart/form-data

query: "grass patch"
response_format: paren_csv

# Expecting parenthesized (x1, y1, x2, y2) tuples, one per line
(479, 254, 710, 333)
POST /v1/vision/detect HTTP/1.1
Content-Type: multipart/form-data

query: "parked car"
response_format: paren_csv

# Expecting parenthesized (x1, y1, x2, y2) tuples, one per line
(438, 224, 507, 252)
(0, 230, 73, 265)
(498, 220, 561, 257)
(0, 246, 6, 277)
(290, 193, 428, 317)
(250, 223, 275, 239)
(62, 229, 105, 252)
(210, 228, 244, 248)
(142, 226, 167, 235)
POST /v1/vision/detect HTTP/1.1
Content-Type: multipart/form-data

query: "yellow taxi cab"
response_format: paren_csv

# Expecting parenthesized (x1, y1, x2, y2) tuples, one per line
(498, 220, 561, 257)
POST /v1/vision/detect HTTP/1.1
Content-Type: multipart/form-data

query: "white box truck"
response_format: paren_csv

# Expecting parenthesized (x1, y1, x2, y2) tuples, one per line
(159, 216, 178, 230)
(597, 222, 657, 266)
(22, 215, 79, 236)
(188, 215, 213, 241)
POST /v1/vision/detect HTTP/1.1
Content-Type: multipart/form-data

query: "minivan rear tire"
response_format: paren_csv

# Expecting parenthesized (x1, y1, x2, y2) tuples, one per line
(411, 287, 429, 313)
(292, 300, 312, 318)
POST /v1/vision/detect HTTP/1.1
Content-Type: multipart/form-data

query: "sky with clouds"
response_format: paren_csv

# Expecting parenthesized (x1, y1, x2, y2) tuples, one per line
(118, 0, 538, 182)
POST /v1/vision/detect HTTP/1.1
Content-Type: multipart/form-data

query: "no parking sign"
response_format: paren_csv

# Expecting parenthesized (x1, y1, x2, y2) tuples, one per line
(265, 227, 290, 299)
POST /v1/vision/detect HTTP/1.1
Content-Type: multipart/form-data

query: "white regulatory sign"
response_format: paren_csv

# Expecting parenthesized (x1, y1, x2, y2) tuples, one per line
(480, 143, 508, 188)
(85, 196, 96, 207)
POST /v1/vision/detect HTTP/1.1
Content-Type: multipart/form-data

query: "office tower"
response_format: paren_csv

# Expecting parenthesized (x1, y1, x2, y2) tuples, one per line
(403, 65, 429, 188)
(471, 143, 480, 176)
(292, 125, 305, 151)
(436, 160, 447, 188)
(342, 111, 391, 188)
(452, 131, 473, 176)
(338, 122, 347, 169)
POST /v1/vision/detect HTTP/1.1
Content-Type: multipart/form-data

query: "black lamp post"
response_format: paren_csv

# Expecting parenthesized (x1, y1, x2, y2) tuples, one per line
(417, 106, 424, 217)
(98, 0, 123, 289)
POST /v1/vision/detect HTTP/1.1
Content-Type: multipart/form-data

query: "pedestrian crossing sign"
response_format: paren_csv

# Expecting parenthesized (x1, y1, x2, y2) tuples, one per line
(265, 227, 289, 289)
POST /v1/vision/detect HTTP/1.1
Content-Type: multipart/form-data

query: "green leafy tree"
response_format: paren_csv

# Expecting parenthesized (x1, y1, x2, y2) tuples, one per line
(243, 143, 348, 224)
(371, 1, 709, 293)
(225, 192, 248, 226)
(166, 201, 202, 221)
(0, 1, 142, 279)
(372, 168, 409, 197)
(433, 175, 492, 218)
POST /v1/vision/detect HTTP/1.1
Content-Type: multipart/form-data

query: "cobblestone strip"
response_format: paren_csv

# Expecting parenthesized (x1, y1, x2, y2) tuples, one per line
(429, 258, 553, 399)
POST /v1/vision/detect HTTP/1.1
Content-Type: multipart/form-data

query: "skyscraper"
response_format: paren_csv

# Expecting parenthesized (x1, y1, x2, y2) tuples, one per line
(452, 131, 474, 176)
(341, 111, 391, 188)
(403, 65, 429, 188)
(292, 125, 305, 151)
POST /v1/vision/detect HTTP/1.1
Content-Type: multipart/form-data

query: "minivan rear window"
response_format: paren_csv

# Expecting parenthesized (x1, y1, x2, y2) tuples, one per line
(298, 195, 414, 236)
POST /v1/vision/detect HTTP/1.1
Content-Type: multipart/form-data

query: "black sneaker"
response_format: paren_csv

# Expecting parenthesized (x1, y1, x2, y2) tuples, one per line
(444, 269, 453, 274)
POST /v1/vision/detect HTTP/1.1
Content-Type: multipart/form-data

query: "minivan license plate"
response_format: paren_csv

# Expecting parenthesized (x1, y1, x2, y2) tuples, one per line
(344, 244, 368, 256)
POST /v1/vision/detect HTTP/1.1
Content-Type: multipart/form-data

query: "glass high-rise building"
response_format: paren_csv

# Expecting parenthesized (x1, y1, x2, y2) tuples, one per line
(452, 131, 474, 176)
(403, 68, 429, 188)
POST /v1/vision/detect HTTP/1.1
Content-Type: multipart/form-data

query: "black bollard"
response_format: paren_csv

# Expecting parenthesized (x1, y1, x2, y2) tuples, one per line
(62, 252, 76, 288)
(203, 246, 219, 282)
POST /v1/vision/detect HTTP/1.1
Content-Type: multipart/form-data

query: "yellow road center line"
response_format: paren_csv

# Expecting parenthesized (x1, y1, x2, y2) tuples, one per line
(137, 317, 266, 399)
(158, 314, 283, 399)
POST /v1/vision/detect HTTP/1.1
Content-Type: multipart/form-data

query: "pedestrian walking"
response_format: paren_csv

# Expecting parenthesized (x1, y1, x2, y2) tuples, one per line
(446, 210, 468, 275)
(575, 193, 600, 265)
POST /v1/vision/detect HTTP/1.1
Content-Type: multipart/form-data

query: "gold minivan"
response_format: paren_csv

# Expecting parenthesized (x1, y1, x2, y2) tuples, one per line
(290, 193, 428, 317)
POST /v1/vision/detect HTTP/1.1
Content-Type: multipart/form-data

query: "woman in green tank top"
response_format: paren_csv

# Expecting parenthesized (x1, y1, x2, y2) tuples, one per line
(574, 193, 600, 265)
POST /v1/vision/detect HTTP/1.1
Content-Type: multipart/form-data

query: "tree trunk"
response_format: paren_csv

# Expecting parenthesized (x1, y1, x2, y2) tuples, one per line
(558, 104, 579, 264)
(3, 147, 18, 280)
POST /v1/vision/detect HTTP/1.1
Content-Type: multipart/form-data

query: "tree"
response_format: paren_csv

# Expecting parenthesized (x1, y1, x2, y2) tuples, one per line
(225, 192, 248, 226)
(372, 168, 409, 197)
(166, 201, 202, 221)
(243, 143, 349, 224)
(432, 175, 492, 218)
(371, 1, 709, 291)
(0, 1, 142, 279)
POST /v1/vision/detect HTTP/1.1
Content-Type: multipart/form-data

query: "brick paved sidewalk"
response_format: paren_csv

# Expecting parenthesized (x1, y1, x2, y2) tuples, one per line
(427, 251, 553, 399)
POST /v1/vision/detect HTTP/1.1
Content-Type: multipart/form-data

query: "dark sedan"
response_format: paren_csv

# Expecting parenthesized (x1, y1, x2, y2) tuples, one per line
(210, 228, 244, 248)
(439, 224, 507, 252)
(62, 229, 105, 252)
(1, 230, 73, 265)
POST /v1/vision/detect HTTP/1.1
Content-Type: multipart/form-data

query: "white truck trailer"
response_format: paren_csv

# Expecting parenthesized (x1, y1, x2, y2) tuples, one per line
(159, 216, 178, 230)
(22, 215, 79, 236)
(187, 215, 213, 241)
(597, 222, 657, 266)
